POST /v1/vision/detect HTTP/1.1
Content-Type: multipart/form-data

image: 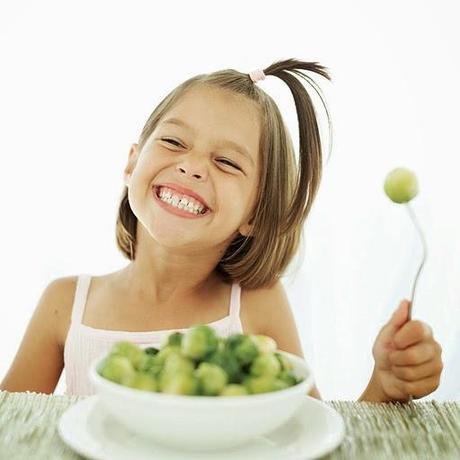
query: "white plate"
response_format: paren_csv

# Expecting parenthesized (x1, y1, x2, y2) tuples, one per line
(58, 395, 345, 460)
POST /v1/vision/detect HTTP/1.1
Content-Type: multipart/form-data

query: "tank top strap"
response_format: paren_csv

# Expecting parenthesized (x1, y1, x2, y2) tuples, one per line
(71, 274, 92, 324)
(228, 282, 242, 321)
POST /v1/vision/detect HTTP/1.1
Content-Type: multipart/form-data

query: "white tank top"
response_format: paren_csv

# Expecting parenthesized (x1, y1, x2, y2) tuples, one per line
(63, 274, 244, 396)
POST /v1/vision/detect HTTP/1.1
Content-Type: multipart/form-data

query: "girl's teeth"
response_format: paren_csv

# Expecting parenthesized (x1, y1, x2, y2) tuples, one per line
(158, 188, 206, 215)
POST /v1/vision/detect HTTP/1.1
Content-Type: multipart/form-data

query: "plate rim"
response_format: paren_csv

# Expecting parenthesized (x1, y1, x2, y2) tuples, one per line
(58, 394, 346, 460)
(58, 395, 104, 460)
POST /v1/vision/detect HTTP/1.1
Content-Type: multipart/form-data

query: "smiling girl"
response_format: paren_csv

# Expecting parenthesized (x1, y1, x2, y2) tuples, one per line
(1, 59, 443, 401)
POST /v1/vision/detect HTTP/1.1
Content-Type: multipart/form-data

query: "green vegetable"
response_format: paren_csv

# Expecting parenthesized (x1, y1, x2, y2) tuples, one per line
(100, 325, 303, 396)
(272, 378, 290, 391)
(195, 362, 228, 396)
(278, 370, 298, 386)
(160, 372, 200, 395)
(144, 347, 159, 356)
(384, 167, 419, 203)
(181, 325, 218, 360)
(220, 384, 249, 396)
(250, 334, 277, 354)
(155, 345, 181, 366)
(250, 353, 281, 377)
(226, 334, 259, 366)
(100, 355, 136, 384)
(137, 354, 155, 372)
(275, 351, 293, 372)
(162, 353, 195, 376)
(136, 352, 163, 377)
(244, 375, 277, 394)
(207, 347, 243, 383)
(110, 341, 145, 368)
(166, 331, 184, 347)
(125, 372, 158, 391)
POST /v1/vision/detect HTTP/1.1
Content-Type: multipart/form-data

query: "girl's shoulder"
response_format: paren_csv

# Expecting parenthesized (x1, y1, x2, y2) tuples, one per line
(239, 280, 286, 336)
(52, 273, 113, 339)
(240, 280, 304, 354)
(50, 275, 80, 347)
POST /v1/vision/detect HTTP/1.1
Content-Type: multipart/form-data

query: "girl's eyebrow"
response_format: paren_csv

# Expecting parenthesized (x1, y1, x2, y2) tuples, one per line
(161, 117, 254, 166)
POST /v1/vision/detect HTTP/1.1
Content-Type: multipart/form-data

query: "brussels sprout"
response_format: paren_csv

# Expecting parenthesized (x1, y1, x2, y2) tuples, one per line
(162, 353, 195, 376)
(226, 334, 259, 366)
(137, 354, 163, 378)
(125, 372, 158, 391)
(166, 331, 184, 347)
(181, 325, 218, 360)
(100, 355, 136, 384)
(216, 337, 226, 353)
(384, 167, 419, 204)
(250, 353, 281, 377)
(250, 335, 277, 354)
(110, 341, 144, 369)
(244, 375, 277, 394)
(220, 384, 249, 396)
(160, 372, 200, 395)
(207, 348, 242, 383)
(274, 352, 293, 372)
(278, 370, 298, 386)
(272, 378, 290, 391)
(154, 345, 181, 366)
(195, 362, 228, 396)
(144, 347, 160, 356)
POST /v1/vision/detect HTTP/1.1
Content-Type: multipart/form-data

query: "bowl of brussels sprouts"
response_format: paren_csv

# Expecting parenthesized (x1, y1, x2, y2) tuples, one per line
(90, 325, 314, 451)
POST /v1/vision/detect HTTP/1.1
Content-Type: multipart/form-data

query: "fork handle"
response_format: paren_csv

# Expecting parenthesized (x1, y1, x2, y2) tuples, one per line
(404, 201, 428, 405)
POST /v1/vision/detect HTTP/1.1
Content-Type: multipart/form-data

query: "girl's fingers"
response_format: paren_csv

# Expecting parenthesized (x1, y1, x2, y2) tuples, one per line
(391, 359, 444, 382)
(394, 374, 441, 398)
(393, 320, 432, 349)
(389, 341, 439, 366)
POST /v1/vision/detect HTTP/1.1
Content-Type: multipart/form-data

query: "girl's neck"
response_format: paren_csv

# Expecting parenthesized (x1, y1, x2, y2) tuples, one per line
(114, 263, 222, 306)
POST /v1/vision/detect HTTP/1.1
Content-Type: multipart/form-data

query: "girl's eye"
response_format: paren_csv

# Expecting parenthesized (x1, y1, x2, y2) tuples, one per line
(218, 159, 239, 169)
(162, 139, 240, 170)
(163, 138, 182, 147)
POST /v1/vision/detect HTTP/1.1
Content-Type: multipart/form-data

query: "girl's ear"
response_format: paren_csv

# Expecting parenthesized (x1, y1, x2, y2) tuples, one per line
(123, 143, 139, 185)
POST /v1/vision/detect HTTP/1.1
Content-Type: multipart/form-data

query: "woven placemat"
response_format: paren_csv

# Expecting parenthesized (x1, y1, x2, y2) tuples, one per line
(322, 400, 460, 459)
(0, 391, 459, 459)
(0, 391, 83, 459)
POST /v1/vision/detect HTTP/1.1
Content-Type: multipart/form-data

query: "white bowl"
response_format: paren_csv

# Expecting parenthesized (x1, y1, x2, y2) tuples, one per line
(89, 350, 314, 451)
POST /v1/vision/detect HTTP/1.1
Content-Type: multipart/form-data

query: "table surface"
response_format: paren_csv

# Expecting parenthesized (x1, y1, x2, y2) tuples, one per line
(0, 391, 459, 460)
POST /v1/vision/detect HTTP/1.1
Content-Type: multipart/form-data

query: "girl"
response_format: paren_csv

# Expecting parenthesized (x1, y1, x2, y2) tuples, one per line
(1, 59, 443, 401)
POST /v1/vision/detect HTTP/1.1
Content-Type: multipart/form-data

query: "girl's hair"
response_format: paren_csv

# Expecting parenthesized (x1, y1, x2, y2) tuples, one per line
(116, 58, 333, 289)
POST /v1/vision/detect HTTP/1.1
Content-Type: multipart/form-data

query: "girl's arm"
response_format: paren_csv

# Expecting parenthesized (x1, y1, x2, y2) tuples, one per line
(0, 278, 69, 394)
(243, 280, 322, 400)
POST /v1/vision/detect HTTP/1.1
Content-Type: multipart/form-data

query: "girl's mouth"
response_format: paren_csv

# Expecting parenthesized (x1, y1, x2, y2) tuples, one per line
(153, 186, 211, 219)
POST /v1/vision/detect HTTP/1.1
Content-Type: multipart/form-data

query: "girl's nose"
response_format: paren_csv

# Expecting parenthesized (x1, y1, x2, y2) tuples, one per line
(178, 166, 203, 179)
(176, 156, 208, 180)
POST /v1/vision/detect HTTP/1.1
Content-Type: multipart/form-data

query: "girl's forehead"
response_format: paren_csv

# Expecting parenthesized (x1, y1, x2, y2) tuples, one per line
(160, 87, 261, 138)
(176, 86, 259, 120)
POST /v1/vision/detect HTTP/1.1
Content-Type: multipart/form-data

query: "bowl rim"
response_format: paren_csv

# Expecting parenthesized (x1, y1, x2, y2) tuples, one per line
(90, 349, 314, 406)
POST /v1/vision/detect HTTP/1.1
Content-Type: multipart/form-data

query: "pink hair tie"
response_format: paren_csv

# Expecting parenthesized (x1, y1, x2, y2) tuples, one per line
(249, 69, 266, 83)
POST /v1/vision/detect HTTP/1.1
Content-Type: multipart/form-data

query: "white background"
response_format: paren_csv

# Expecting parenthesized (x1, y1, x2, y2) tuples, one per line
(0, 0, 458, 400)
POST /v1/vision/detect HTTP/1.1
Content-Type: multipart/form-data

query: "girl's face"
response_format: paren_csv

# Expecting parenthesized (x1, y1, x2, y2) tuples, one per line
(125, 85, 261, 254)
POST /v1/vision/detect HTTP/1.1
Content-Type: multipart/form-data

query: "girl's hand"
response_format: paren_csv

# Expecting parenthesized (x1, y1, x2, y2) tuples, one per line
(371, 300, 443, 402)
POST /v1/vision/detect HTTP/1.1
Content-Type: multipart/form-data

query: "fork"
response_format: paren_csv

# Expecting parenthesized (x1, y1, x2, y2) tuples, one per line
(404, 201, 428, 405)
